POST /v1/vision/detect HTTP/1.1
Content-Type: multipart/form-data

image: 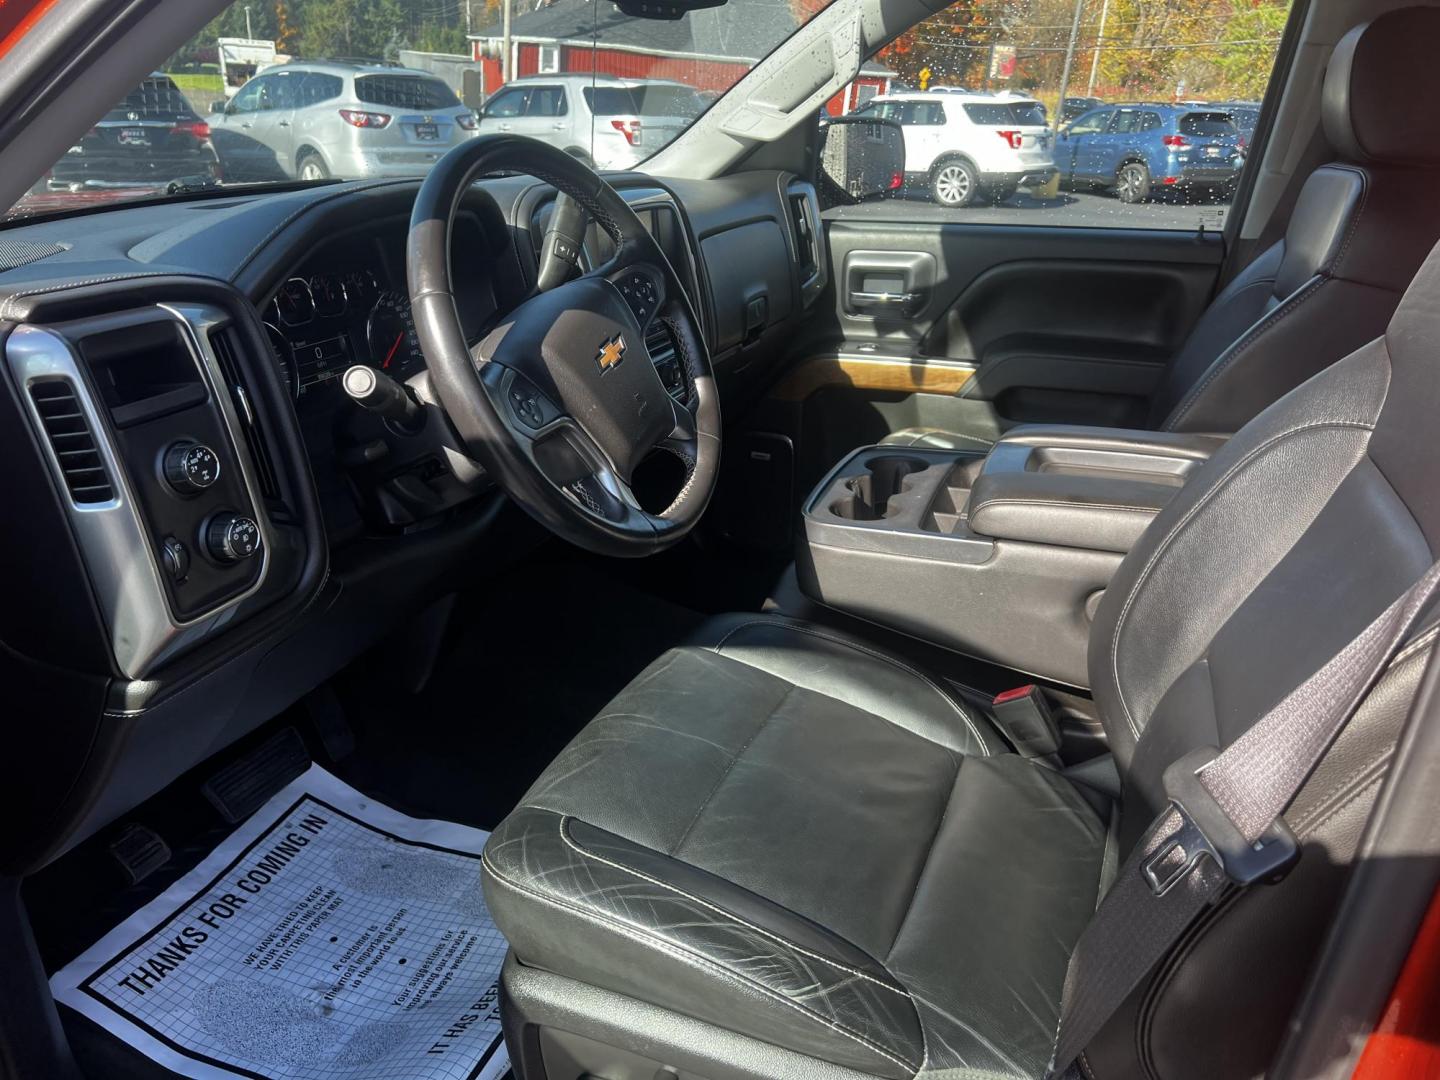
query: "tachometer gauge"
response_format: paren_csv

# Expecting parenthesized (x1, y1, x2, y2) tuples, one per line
(345, 269, 380, 307)
(366, 291, 421, 376)
(275, 278, 315, 326)
(263, 322, 301, 401)
(310, 274, 348, 317)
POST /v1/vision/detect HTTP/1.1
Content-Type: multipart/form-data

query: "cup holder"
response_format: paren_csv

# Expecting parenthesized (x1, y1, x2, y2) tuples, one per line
(828, 455, 930, 521)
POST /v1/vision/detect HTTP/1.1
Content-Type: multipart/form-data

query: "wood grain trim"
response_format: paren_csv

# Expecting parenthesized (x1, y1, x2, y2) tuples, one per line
(771, 355, 975, 401)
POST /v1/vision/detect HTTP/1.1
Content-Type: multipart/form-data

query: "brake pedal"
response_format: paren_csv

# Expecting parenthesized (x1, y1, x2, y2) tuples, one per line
(201, 727, 310, 824)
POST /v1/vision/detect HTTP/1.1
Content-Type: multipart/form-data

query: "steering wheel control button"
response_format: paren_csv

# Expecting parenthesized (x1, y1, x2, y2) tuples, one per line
(552, 236, 580, 264)
(160, 536, 190, 582)
(618, 272, 659, 323)
(162, 442, 220, 495)
(205, 513, 262, 564)
(507, 375, 557, 429)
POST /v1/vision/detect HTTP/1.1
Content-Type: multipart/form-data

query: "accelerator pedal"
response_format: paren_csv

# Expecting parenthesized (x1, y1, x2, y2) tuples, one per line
(201, 727, 310, 824)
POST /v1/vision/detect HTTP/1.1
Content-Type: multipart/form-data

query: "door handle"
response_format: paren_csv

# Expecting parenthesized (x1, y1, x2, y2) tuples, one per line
(851, 290, 920, 307)
(551, 122, 565, 131)
(278, 120, 290, 127)
(498, 123, 512, 131)
(240, 122, 252, 129)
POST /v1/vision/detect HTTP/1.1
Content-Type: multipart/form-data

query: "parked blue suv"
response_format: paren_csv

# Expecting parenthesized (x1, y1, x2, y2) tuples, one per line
(1056, 104, 1245, 203)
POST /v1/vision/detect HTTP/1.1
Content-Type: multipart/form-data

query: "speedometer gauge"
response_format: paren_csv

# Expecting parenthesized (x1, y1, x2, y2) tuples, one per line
(366, 291, 421, 376)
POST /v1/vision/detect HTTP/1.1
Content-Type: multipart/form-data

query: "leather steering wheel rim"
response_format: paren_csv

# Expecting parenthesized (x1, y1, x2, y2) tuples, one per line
(407, 135, 721, 557)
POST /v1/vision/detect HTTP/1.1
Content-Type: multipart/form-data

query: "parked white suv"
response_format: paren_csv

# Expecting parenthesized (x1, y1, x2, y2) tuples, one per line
(850, 91, 1057, 207)
(475, 75, 706, 171)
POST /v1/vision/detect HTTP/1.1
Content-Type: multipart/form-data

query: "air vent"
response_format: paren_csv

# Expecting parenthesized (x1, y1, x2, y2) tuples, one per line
(210, 326, 281, 501)
(646, 323, 688, 403)
(28, 380, 115, 504)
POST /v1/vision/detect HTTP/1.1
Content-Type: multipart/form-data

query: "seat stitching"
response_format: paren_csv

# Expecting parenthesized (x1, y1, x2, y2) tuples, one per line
(1163, 275, 1326, 431)
(712, 618, 991, 755)
(1288, 750, 1392, 834)
(557, 816, 912, 999)
(1108, 419, 1376, 742)
(482, 854, 921, 1074)
(1327, 163, 1372, 274)
(671, 686, 782, 856)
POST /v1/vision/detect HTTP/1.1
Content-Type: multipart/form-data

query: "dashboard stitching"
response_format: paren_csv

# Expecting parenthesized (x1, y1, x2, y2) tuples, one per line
(0, 271, 186, 318)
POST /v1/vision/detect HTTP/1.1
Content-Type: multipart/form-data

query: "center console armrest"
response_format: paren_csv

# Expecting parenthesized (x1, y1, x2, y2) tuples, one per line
(967, 425, 1226, 554)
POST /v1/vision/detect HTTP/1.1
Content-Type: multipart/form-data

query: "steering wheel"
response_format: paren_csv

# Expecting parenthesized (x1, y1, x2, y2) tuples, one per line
(407, 135, 721, 557)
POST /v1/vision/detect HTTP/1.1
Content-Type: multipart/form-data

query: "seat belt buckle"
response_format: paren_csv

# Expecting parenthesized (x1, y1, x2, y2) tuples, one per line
(990, 684, 1062, 759)
(1143, 747, 1300, 897)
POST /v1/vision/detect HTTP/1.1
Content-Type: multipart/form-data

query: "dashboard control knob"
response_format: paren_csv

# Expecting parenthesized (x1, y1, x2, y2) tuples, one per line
(163, 442, 221, 495)
(205, 513, 262, 563)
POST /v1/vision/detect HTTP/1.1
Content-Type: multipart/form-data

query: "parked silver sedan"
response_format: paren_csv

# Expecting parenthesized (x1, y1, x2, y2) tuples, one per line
(209, 60, 478, 182)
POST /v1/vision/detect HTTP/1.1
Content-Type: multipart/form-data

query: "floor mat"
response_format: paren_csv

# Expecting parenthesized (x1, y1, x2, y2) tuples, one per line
(50, 765, 509, 1080)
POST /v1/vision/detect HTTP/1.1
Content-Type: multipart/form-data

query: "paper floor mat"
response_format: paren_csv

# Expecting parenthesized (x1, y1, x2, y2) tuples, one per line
(51, 764, 510, 1080)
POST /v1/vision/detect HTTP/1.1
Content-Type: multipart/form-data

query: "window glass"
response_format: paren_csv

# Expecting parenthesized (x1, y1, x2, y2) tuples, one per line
(484, 89, 525, 119)
(1179, 112, 1238, 137)
(1109, 109, 1142, 134)
(825, 0, 1295, 230)
(584, 86, 705, 117)
(1068, 110, 1111, 136)
(355, 75, 461, 110)
(105, 77, 194, 121)
(525, 87, 567, 117)
(298, 73, 343, 108)
(964, 101, 1046, 126)
(229, 77, 265, 115)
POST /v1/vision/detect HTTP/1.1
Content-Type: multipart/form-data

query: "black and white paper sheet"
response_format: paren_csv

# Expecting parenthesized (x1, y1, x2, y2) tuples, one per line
(52, 765, 510, 1080)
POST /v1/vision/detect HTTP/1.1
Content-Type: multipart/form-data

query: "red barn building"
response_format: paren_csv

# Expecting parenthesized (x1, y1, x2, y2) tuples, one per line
(468, 0, 891, 114)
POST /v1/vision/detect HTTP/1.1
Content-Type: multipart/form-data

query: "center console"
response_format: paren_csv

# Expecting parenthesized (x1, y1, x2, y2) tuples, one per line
(798, 427, 1226, 687)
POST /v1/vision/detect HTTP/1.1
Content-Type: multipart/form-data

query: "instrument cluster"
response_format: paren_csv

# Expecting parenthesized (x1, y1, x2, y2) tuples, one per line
(263, 268, 423, 411)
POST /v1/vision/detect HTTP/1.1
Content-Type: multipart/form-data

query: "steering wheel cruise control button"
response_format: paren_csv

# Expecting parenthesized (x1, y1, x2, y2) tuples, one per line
(618, 272, 658, 323)
(507, 375, 558, 430)
(162, 442, 220, 495)
(205, 513, 262, 563)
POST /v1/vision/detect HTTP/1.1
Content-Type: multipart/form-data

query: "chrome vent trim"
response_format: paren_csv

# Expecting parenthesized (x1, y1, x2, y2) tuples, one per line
(27, 379, 116, 504)
(209, 325, 281, 502)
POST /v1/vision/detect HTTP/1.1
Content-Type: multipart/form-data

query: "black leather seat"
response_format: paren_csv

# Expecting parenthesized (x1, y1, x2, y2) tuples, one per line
(884, 7, 1440, 451)
(484, 236, 1440, 1078)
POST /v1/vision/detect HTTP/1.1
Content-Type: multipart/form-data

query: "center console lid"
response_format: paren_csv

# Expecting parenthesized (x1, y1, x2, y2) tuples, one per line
(968, 426, 1227, 554)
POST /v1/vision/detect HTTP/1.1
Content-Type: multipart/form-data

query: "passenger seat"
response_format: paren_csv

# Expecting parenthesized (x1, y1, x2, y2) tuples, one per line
(884, 6, 1440, 449)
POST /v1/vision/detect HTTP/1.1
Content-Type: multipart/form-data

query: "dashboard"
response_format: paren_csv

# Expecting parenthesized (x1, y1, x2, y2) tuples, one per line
(0, 167, 824, 869)
(261, 214, 505, 413)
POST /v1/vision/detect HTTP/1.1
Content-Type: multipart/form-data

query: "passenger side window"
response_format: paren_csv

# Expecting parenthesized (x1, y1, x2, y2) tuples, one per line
(823, 0, 1297, 227)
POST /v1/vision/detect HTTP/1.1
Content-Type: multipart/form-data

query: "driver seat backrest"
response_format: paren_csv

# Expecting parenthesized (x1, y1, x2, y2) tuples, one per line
(1150, 5, 1440, 435)
(1081, 237, 1440, 1078)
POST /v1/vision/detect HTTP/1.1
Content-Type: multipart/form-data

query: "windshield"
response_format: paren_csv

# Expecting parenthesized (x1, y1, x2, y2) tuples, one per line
(5, 0, 833, 222)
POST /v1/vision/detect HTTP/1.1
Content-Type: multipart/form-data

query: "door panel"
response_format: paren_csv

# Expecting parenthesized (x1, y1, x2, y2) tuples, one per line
(775, 219, 1224, 488)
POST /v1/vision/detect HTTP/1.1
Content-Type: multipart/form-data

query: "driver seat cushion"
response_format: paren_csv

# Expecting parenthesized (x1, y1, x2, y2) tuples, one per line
(482, 614, 1109, 1079)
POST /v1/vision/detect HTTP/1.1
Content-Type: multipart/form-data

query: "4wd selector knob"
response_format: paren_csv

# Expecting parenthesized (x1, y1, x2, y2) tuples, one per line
(163, 442, 220, 495)
(205, 513, 261, 563)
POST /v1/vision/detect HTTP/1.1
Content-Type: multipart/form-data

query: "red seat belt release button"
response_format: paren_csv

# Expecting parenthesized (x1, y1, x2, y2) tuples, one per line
(990, 685, 1062, 758)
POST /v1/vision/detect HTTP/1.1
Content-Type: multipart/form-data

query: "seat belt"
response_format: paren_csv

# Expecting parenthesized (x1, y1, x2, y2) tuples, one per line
(1051, 558, 1440, 1075)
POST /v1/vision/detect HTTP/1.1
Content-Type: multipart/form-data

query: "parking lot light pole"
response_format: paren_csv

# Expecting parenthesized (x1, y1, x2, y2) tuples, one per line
(243, 4, 252, 40)
(1054, 0, 1085, 127)
(502, 0, 513, 85)
(1087, 0, 1109, 96)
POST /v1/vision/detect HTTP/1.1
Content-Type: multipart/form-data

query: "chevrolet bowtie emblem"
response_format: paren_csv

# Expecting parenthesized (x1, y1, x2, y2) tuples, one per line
(597, 333, 626, 373)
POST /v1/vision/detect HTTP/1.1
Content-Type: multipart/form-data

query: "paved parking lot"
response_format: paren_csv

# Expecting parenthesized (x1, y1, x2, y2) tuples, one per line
(828, 188, 1232, 231)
